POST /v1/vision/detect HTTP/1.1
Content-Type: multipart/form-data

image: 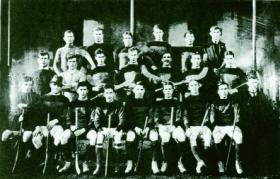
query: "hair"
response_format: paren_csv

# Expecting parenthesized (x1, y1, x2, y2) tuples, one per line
(191, 51, 202, 58)
(163, 82, 174, 88)
(224, 50, 234, 57)
(64, 30, 74, 36)
(103, 84, 115, 91)
(77, 81, 89, 89)
(135, 81, 145, 88)
(122, 31, 133, 38)
(66, 54, 80, 62)
(94, 48, 105, 56)
(38, 51, 50, 59)
(210, 26, 222, 33)
(128, 46, 139, 53)
(217, 80, 229, 88)
(93, 27, 104, 32)
(184, 29, 194, 38)
(247, 70, 258, 80)
(22, 76, 33, 83)
(153, 24, 164, 31)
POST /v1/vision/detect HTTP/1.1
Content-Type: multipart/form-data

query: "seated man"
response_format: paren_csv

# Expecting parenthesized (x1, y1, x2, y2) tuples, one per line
(182, 80, 212, 174)
(32, 51, 56, 96)
(32, 76, 70, 172)
(53, 30, 95, 75)
(91, 85, 126, 175)
(60, 55, 86, 102)
(154, 82, 186, 174)
(124, 81, 160, 174)
(61, 81, 97, 173)
(87, 48, 114, 96)
(210, 81, 243, 174)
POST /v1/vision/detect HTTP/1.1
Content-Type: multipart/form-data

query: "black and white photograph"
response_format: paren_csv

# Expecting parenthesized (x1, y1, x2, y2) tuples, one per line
(0, 0, 280, 178)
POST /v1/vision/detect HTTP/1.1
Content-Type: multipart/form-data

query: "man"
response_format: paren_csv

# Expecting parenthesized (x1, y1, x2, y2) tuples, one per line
(53, 30, 95, 75)
(114, 31, 134, 70)
(210, 81, 243, 174)
(32, 75, 70, 172)
(154, 82, 186, 174)
(217, 51, 246, 94)
(182, 80, 212, 174)
(62, 81, 97, 173)
(147, 24, 172, 68)
(92, 85, 126, 175)
(87, 27, 114, 69)
(124, 81, 160, 174)
(204, 26, 227, 72)
(87, 48, 114, 96)
(32, 51, 56, 96)
(60, 55, 86, 102)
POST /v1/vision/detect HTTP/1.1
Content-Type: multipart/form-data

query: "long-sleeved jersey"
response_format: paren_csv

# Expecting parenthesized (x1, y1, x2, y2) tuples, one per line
(32, 68, 56, 96)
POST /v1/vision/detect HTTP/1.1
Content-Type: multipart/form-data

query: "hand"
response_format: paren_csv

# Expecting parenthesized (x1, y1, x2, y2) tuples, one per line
(18, 115, 24, 122)
(143, 127, 150, 137)
(92, 86, 102, 92)
(74, 128, 86, 137)
(91, 65, 95, 70)
(151, 66, 157, 71)
(229, 89, 238, 94)
(47, 119, 58, 130)
(18, 103, 27, 110)
(134, 127, 142, 136)
(70, 125, 76, 131)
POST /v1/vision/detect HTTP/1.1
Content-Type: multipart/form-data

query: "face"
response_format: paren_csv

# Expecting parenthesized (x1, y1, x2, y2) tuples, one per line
(50, 83, 61, 94)
(95, 53, 106, 66)
(123, 34, 133, 47)
(163, 85, 174, 98)
(22, 81, 33, 93)
(247, 78, 258, 93)
(153, 28, 164, 41)
(67, 58, 78, 70)
(188, 80, 200, 95)
(104, 88, 114, 103)
(133, 85, 145, 99)
(184, 33, 195, 46)
(128, 50, 139, 64)
(63, 32, 74, 45)
(161, 53, 172, 64)
(224, 54, 235, 68)
(210, 29, 222, 42)
(77, 86, 88, 99)
(38, 55, 50, 68)
(218, 84, 229, 99)
(191, 54, 201, 68)
(93, 30, 104, 43)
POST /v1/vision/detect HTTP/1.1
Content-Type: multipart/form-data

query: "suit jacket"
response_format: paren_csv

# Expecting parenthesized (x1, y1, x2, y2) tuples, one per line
(204, 41, 226, 69)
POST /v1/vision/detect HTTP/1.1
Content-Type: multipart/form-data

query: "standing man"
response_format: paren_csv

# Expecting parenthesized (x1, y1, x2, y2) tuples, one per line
(32, 51, 56, 96)
(53, 30, 95, 75)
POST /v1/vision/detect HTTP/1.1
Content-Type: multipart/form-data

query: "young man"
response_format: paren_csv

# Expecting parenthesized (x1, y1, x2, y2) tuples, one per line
(154, 82, 186, 174)
(217, 51, 246, 94)
(210, 82, 243, 174)
(182, 80, 212, 174)
(147, 24, 172, 68)
(204, 26, 227, 72)
(87, 48, 114, 96)
(114, 31, 134, 70)
(91, 85, 126, 175)
(87, 27, 114, 69)
(124, 81, 160, 174)
(60, 55, 86, 102)
(154, 52, 176, 83)
(62, 81, 97, 173)
(32, 75, 70, 172)
(32, 51, 56, 96)
(53, 30, 95, 75)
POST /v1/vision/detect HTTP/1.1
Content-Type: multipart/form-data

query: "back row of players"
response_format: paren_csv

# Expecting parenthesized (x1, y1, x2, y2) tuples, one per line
(2, 24, 262, 176)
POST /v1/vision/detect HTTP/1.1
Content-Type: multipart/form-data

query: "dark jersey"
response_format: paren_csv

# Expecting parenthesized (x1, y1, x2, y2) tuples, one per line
(67, 99, 95, 130)
(154, 98, 182, 126)
(178, 46, 204, 71)
(182, 95, 209, 126)
(204, 41, 226, 69)
(87, 66, 114, 86)
(218, 68, 246, 89)
(114, 46, 130, 70)
(32, 69, 56, 96)
(92, 100, 125, 129)
(211, 98, 239, 126)
(41, 93, 69, 128)
(87, 43, 114, 68)
(147, 41, 171, 68)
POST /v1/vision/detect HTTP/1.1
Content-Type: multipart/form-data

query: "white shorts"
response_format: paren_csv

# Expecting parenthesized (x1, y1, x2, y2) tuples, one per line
(212, 126, 243, 144)
(186, 126, 212, 147)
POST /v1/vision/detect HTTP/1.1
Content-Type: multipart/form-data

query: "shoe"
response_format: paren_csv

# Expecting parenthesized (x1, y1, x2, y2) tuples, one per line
(58, 161, 71, 173)
(218, 161, 225, 173)
(82, 161, 89, 173)
(125, 160, 133, 174)
(235, 160, 243, 174)
(160, 161, 168, 173)
(178, 161, 187, 174)
(114, 165, 120, 175)
(196, 160, 205, 174)
(151, 161, 160, 174)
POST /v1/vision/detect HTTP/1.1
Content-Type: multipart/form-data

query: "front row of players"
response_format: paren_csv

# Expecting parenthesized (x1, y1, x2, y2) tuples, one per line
(2, 72, 256, 176)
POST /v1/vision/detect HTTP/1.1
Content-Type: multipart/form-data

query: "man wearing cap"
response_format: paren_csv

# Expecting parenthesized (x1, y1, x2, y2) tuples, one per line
(53, 30, 95, 75)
